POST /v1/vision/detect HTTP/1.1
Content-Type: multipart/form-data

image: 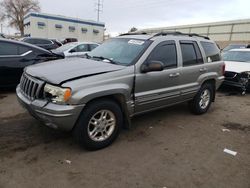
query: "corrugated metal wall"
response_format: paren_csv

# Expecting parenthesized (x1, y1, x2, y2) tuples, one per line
(140, 19, 250, 48)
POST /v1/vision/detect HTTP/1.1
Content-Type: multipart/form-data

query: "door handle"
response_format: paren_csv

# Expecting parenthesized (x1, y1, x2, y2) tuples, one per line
(169, 73, 180, 78)
(200, 68, 207, 72)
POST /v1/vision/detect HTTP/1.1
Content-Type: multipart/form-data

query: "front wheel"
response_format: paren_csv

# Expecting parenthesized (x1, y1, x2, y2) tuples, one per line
(189, 83, 214, 115)
(73, 99, 123, 150)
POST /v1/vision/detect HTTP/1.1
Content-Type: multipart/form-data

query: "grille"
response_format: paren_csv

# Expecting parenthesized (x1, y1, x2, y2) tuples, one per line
(225, 71, 237, 78)
(19, 73, 44, 100)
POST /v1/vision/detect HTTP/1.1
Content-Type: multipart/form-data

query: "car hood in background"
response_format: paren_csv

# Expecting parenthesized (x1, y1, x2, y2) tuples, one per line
(25, 58, 125, 84)
(225, 61, 250, 73)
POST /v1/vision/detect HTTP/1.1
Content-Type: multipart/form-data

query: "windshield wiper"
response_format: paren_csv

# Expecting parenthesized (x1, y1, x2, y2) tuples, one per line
(92, 56, 120, 65)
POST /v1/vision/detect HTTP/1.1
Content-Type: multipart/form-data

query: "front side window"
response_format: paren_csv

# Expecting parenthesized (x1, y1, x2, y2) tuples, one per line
(88, 38, 151, 65)
(147, 41, 177, 68)
(201, 41, 221, 62)
(180, 41, 203, 66)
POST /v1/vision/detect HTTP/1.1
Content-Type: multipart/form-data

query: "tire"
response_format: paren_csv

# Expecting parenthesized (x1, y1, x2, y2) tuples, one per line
(189, 83, 214, 115)
(73, 99, 123, 150)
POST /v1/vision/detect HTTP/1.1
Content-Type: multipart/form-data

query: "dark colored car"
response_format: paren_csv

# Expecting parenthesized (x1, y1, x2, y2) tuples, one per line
(0, 39, 64, 88)
(61, 38, 78, 44)
(21, 37, 61, 50)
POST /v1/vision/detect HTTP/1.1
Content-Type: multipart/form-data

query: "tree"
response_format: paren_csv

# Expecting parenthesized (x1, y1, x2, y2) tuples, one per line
(0, 0, 40, 36)
(129, 27, 138, 33)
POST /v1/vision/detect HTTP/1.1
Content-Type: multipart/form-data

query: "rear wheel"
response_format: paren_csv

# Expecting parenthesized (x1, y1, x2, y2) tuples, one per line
(189, 83, 214, 115)
(73, 99, 123, 150)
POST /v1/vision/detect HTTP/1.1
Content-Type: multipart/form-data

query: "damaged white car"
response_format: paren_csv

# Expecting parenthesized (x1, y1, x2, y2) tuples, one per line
(222, 48, 250, 95)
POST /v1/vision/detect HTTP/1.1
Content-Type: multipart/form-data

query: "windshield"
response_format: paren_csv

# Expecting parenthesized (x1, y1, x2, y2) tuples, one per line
(88, 38, 150, 65)
(222, 44, 245, 52)
(222, 51, 250, 62)
(53, 43, 76, 52)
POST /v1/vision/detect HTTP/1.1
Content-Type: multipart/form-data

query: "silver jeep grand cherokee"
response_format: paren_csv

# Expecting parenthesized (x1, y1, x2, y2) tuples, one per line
(16, 32, 225, 150)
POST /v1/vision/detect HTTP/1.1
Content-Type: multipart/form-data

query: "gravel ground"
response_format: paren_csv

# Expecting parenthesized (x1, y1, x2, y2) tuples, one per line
(0, 89, 249, 188)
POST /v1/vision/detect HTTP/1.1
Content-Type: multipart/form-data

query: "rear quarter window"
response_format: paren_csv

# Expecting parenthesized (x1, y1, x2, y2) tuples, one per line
(201, 41, 221, 62)
(0, 42, 30, 56)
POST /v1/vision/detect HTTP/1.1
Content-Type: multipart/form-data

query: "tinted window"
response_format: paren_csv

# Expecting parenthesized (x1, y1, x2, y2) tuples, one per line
(19, 45, 30, 54)
(148, 42, 177, 68)
(35, 39, 52, 45)
(180, 42, 203, 66)
(201, 41, 221, 62)
(0, 42, 31, 56)
(89, 44, 99, 51)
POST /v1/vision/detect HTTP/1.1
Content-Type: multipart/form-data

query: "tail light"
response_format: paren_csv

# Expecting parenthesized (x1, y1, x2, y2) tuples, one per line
(222, 64, 225, 75)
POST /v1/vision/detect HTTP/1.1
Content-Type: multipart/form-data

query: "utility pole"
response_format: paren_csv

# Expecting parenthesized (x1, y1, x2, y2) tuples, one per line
(0, 24, 3, 33)
(96, 0, 103, 22)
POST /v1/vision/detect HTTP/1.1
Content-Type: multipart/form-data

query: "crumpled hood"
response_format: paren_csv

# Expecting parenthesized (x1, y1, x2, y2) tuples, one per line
(225, 61, 250, 73)
(25, 58, 125, 84)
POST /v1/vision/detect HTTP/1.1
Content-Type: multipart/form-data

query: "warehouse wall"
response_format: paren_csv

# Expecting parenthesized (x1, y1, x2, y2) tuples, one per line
(139, 19, 250, 48)
(24, 13, 105, 43)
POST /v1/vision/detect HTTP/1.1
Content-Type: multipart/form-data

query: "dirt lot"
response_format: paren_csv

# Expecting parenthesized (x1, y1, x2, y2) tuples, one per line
(0, 89, 249, 188)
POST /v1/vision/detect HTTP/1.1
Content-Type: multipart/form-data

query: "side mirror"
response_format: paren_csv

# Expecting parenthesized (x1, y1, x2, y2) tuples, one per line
(141, 60, 164, 73)
(69, 49, 76, 53)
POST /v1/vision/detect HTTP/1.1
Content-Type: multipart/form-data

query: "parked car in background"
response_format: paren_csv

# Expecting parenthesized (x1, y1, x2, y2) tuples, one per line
(21, 37, 61, 50)
(50, 39, 63, 47)
(52, 42, 99, 58)
(61, 38, 78, 44)
(222, 43, 247, 54)
(222, 48, 250, 94)
(0, 39, 64, 88)
(16, 32, 224, 150)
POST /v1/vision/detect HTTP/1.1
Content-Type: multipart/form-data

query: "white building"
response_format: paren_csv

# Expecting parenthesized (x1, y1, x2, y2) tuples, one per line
(24, 12, 105, 43)
(139, 19, 250, 48)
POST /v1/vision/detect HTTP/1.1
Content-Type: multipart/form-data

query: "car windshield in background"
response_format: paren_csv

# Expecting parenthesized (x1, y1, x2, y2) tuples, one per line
(88, 38, 150, 65)
(53, 43, 75, 52)
(222, 51, 250, 62)
(222, 44, 246, 52)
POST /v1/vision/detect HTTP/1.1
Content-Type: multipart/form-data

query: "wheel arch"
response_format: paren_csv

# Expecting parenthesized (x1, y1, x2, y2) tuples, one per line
(201, 79, 216, 102)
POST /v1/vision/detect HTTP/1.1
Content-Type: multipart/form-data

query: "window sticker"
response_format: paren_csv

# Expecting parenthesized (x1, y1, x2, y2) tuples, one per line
(128, 40, 145, 45)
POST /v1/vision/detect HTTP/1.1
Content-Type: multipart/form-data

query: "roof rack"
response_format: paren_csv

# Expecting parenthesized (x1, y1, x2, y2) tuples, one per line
(148, 31, 210, 40)
(119, 32, 148, 36)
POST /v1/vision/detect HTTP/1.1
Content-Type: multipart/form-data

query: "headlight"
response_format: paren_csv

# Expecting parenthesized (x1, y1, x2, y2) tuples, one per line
(44, 84, 71, 104)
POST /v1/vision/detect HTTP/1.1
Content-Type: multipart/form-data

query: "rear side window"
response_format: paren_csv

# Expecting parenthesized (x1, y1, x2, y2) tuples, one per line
(0, 42, 30, 56)
(180, 41, 203, 66)
(77, 44, 88, 52)
(89, 44, 99, 51)
(147, 41, 177, 68)
(201, 41, 221, 62)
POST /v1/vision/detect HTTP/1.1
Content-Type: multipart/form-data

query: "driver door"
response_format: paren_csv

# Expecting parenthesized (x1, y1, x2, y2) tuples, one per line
(134, 40, 182, 113)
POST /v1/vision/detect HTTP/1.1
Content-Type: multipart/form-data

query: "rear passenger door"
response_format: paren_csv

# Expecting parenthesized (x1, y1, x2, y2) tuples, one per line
(134, 40, 182, 113)
(178, 40, 205, 100)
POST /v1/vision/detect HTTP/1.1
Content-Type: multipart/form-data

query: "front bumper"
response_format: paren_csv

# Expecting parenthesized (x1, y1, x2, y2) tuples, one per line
(16, 85, 85, 131)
